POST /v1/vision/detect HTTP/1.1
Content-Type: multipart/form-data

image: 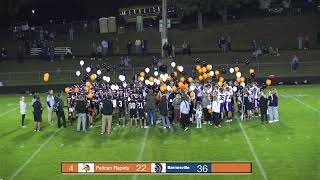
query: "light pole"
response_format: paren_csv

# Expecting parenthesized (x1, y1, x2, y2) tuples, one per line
(161, 0, 168, 58)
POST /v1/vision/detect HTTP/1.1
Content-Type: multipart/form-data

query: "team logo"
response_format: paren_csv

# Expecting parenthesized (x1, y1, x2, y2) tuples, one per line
(154, 163, 163, 173)
(83, 164, 90, 173)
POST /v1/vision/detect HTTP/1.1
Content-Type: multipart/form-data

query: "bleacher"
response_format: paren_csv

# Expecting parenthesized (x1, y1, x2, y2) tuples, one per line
(30, 47, 72, 56)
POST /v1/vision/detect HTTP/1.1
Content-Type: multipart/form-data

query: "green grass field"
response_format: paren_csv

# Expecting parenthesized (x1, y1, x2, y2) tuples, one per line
(0, 85, 319, 180)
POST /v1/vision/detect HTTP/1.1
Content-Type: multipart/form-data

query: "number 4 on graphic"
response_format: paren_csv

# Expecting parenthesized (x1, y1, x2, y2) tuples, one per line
(69, 165, 74, 172)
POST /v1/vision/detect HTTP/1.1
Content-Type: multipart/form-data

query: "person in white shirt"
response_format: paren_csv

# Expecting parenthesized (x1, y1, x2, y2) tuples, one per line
(195, 101, 202, 128)
(20, 96, 27, 128)
(101, 40, 108, 56)
(211, 95, 221, 128)
(180, 95, 190, 131)
(47, 90, 55, 125)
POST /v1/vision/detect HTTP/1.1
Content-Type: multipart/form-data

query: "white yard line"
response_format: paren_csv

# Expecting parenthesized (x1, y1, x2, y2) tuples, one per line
(9, 128, 61, 180)
(237, 120, 268, 180)
(132, 128, 150, 180)
(0, 107, 19, 118)
(280, 94, 320, 113)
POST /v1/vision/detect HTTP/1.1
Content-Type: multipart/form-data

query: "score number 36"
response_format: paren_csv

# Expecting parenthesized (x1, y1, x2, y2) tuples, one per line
(197, 165, 208, 173)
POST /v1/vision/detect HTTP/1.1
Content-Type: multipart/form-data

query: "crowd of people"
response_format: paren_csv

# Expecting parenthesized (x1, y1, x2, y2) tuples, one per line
(20, 80, 280, 134)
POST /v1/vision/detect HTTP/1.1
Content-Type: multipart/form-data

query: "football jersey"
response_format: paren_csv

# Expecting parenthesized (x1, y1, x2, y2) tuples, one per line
(128, 100, 137, 110)
(218, 91, 226, 104)
(136, 99, 145, 110)
(225, 91, 233, 102)
(117, 98, 126, 110)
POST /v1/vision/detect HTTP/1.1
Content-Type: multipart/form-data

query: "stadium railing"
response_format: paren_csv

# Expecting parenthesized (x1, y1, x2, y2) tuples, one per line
(30, 47, 72, 56)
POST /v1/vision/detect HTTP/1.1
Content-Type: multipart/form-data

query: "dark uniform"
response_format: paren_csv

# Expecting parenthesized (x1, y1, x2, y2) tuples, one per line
(259, 95, 268, 123)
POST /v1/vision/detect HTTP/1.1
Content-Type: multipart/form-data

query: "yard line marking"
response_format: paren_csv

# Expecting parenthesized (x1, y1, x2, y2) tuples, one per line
(280, 94, 320, 113)
(0, 107, 19, 118)
(237, 120, 268, 180)
(9, 128, 61, 180)
(132, 128, 150, 180)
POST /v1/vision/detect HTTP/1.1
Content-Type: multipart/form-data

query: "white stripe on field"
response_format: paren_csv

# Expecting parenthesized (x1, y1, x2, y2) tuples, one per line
(9, 128, 61, 180)
(237, 120, 268, 180)
(280, 94, 320, 113)
(0, 107, 19, 118)
(132, 128, 150, 180)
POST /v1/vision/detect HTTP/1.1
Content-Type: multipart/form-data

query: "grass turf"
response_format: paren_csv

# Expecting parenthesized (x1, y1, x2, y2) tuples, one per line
(0, 85, 319, 180)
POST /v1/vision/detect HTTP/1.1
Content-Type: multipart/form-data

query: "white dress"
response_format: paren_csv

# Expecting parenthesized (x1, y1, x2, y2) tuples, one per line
(20, 101, 26, 115)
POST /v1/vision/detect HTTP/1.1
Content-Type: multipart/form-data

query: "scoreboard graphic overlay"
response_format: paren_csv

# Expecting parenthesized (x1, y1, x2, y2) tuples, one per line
(61, 162, 252, 175)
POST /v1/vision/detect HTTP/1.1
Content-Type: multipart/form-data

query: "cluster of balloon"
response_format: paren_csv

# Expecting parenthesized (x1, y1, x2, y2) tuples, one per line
(43, 73, 49, 82)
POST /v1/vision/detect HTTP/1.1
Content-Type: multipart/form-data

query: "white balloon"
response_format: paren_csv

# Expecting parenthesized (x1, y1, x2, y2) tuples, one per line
(119, 75, 125, 82)
(164, 73, 168, 78)
(209, 71, 214, 76)
(97, 70, 102, 75)
(177, 66, 184, 72)
(229, 68, 235, 74)
(111, 84, 115, 90)
(80, 60, 84, 66)
(190, 85, 196, 91)
(106, 76, 110, 82)
(232, 86, 238, 92)
(155, 79, 160, 85)
(236, 72, 242, 78)
(167, 86, 172, 91)
(154, 71, 159, 76)
(76, 71, 81, 77)
(145, 68, 150, 73)
(123, 82, 127, 87)
(86, 67, 91, 73)
(145, 80, 150, 85)
(171, 62, 176, 68)
(207, 105, 212, 110)
(240, 82, 245, 87)
(139, 76, 144, 81)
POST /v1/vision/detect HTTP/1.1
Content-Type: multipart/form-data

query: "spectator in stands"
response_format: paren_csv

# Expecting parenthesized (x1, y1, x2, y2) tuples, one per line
(49, 32, 55, 42)
(1, 47, 8, 62)
(182, 41, 187, 55)
(163, 42, 169, 57)
(91, 42, 97, 60)
(317, 32, 320, 44)
(39, 28, 44, 41)
(291, 55, 299, 72)
(304, 35, 310, 50)
(127, 40, 133, 55)
(251, 40, 257, 52)
(135, 39, 141, 54)
(297, 34, 303, 50)
(69, 26, 74, 41)
(96, 44, 103, 60)
(186, 41, 191, 55)
(227, 36, 232, 52)
(171, 43, 176, 58)
(108, 40, 113, 55)
(115, 37, 120, 55)
(220, 36, 226, 53)
(141, 40, 148, 56)
(49, 45, 55, 62)
(17, 44, 24, 63)
(101, 40, 108, 57)
(167, 43, 172, 58)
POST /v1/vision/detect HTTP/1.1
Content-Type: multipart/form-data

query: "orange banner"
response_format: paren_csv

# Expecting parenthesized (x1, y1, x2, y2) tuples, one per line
(61, 163, 78, 173)
(211, 162, 251, 173)
(94, 163, 151, 173)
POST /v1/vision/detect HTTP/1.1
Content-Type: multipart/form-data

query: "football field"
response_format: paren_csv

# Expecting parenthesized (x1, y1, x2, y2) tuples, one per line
(0, 85, 319, 180)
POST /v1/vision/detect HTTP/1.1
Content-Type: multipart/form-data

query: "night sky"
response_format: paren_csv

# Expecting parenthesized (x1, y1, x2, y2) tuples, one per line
(1, 0, 160, 23)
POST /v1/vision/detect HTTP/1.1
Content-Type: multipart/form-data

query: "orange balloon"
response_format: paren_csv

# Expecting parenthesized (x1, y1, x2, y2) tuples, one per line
(219, 77, 224, 82)
(249, 69, 255, 74)
(218, 81, 223, 87)
(196, 65, 201, 71)
(168, 75, 173, 81)
(74, 87, 79, 93)
(202, 67, 207, 73)
(155, 95, 161, 101)
(84, 86, 90, 92)
(198, 75, 204, 81)
(180, 77, 185, 83)
(215, 70, 220, 76)
(149, 76, 154, 82)
(43, 76, 49, 82)
(240, 77, 245, 83)
(86, 82, 91, 87)
(87, 93, 93, 99)
(188, 77, 193, 83)
(160, 85, 167, 92)
(140, 72, 145, 77)
(203, 73, 208, 79)
(198, 68, 203, 74)
(266, 79, 272, 86)
(206, 64, 212, 71)
(174, 72, 178, 77)
(236, 77, 241, 83)
(178, 82, 184, 89)
(172, 86, 177, 92)
(235, 67, 240, 73)
(65, 87, 70, 94)
(184, 83, 189, 89)
(190, 92, 195, 97)
(90, 74, 96, 81)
